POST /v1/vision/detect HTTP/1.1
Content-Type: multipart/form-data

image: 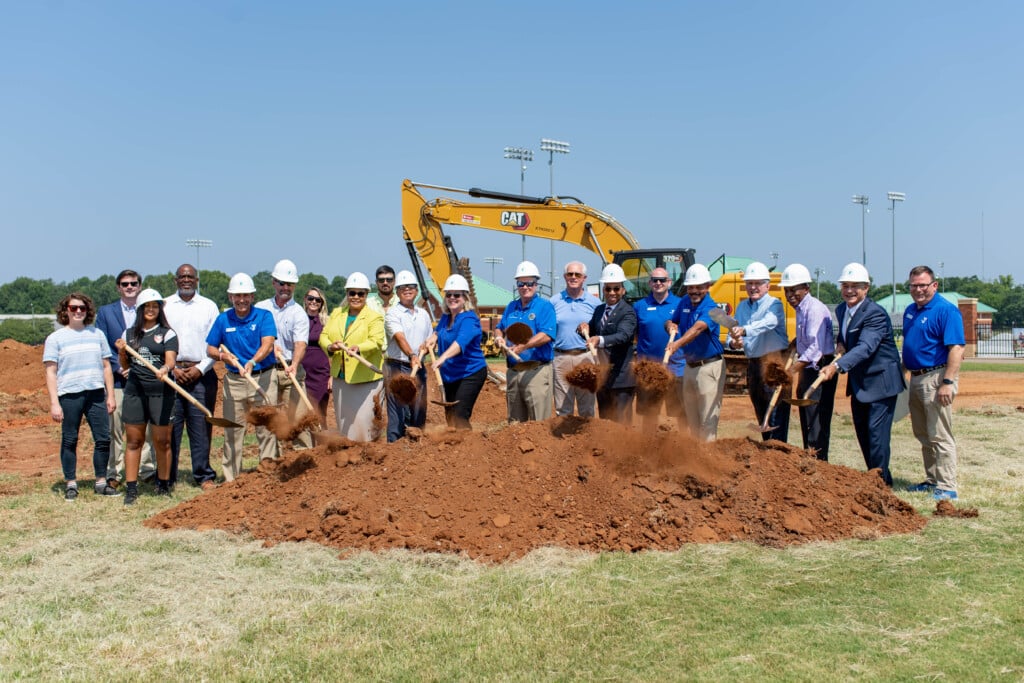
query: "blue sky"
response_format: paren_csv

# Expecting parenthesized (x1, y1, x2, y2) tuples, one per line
(2, 1, 1021, 292)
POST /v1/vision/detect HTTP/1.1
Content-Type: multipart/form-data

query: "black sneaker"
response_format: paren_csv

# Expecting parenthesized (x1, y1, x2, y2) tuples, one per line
(124, 488, 139, 506)
(156, 482, 172, 497)
(94, 482, 122, 497)
(64, 486, 78, 502)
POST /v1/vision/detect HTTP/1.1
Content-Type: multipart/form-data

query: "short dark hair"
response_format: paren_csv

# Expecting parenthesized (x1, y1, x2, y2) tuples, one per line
(375, 265, 395, 278)
(56, 292, 96, 326)
(116, 269, 141, 284)
(909, 265, 935, 280)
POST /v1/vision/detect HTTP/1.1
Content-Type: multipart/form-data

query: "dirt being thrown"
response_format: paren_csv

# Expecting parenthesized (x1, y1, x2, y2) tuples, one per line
(147, 417, 927, 562)
(247, 406, 319, 441)
(388, 373, 418, 405)
(632, 360, 673, 398)
(566, 363, 609, 393)
(762, 352, 791, 386)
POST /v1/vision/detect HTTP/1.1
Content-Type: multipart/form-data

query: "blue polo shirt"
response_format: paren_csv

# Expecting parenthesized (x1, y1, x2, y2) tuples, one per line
(670, 294, 723, 364)
(436, 311, 487, 382)
(497, 296, 556, 366)
(634, 293, 686, 376)
(206, 307, 278, 373)
(550, 289, 600, 351)
(902, 295, 965, 370)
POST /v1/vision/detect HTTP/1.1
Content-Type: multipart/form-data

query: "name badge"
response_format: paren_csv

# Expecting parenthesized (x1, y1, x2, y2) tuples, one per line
(226, 327, 236, 332)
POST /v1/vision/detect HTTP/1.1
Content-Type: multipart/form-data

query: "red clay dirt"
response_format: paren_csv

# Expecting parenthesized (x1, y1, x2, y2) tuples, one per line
(3, 339, 1017, 562)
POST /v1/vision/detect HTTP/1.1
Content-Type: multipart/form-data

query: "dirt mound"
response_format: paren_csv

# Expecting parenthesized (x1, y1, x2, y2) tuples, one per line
(146, 417, 926, 562)
(933, 500, 979, 518)
(0, 340, 44, 394)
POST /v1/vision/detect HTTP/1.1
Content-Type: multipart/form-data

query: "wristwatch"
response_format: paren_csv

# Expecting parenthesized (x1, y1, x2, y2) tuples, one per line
(942, 378, 955, 385)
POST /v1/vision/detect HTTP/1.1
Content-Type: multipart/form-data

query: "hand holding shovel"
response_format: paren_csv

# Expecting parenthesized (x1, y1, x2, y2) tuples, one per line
(784, 353, 843, 407)
(752, 348, 797, 434)
(276, 345, 316, 415)
(662, 330, 678, 365)
(426, 345, 458, 407)
(339, 344, 383, 376)
(219, 344, 274, 405)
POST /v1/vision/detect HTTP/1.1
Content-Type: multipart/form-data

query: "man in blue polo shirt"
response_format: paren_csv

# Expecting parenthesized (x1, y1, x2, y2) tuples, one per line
(634, 267, 686, 428)
(902, 265, 965, 501)
(666, 264, 725, 441)
(495, 260, 557, 422)
(550, 261, 601, 417)
(205, 272, 278, 481)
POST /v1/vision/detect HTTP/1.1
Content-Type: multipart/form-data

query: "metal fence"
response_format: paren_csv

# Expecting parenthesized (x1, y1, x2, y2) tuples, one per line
(975, 325, 1024, 358)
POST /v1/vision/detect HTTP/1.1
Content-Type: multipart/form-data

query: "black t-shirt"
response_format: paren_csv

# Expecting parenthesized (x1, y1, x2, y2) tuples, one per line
(124, 325, 178, 395)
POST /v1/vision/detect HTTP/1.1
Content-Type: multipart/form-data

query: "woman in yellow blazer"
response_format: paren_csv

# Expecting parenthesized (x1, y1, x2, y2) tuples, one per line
(319, 272, 385, 441)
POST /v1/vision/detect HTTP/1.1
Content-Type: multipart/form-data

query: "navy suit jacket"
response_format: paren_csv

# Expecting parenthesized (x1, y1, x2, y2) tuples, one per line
(835, 298, 905, 402)
(589, 302, 637, 389)
(96, 300, 130, 388)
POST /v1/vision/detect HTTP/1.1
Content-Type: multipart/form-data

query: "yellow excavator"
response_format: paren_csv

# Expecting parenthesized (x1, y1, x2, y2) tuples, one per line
(401, 179, 794, 391)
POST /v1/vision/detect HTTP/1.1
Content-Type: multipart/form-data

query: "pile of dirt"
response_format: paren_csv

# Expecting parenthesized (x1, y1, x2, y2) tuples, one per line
(146, 417, 927, 562)
(0, 340, 44, 395)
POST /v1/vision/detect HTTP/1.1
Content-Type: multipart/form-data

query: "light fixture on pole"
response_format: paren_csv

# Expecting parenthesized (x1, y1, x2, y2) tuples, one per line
(887, 192, 905, 313)
(484, 256, 504, 283)
(938, 261, 945, 292)
(185, 239, 213, 294)
(769, 251, 779, 269)
(540, 138, 570, 295)
(504, 146, 533, 262)
(813, 267, 825, 299)
(852, 194, 869, 265)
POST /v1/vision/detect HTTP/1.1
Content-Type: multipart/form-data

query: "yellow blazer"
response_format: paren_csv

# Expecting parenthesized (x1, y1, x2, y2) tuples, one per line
(319, 305, 384, 384)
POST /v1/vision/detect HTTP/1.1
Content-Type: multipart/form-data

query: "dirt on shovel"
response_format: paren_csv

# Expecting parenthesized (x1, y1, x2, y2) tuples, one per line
(247, 406, 321, 441)
(762, 351, 791, 386)
(388, 373, 418, 405)
(566, 363, 610, 393)
(632, 360, 673, 399)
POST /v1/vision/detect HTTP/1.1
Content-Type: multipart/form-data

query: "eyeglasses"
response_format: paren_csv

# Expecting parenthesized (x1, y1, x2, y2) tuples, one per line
(119, 280, 139, 288)
(649, 277, 669, 283)
(305, 295, 323, 303)
(908, 282, 936, 289)
(273, 280, 295, 287)
(67, 304, 87, 313)
(347, 290, 366, 297)
(564, 272, 584, 279)
(444, 292, 463, 299)
(603, 285, 622, 293)
(376, 277, 394, 283)
(516, 281, 538, 289)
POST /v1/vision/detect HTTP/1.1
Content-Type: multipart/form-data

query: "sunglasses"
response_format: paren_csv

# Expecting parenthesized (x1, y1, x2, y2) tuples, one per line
(516, 281, 538, 289)
(273, 279, 295, 287)
(305, 295, 323, 303)
(444, 292, 463, 299)
(347, 290, 366, 297)
(376, 277, 394, 283)
(67, 304, 87, 313)
(649, 277, 669, 283)
(119, 280, 140, 288)
(603, 286, 622, 293)
(564, 272, 584, 278)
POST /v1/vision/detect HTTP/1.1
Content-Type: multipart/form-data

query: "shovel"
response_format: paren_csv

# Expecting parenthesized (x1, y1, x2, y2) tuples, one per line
(578, 323, 599, 362)
(219, 344, 276, 405)
(784, 353, 844, 407)
(276, 345, 317, 416)
(708, 307, 739, 330)
(497, 338, 523, 362)
(426, 346, 459, 407)
(122, 345, 242, 428)
(662, 330, 678, 365)
(751, 348, 797, 433)
(340, 345, 384, 376)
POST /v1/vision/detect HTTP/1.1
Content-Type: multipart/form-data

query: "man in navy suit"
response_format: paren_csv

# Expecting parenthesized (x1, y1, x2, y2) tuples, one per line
(585, 263, 637, 424)
(818, 263, 906, 485)
(95, 269, 155, 485)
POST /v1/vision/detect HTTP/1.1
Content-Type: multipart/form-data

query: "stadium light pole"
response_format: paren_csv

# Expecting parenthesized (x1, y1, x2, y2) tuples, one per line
(484, 256, 504, 283)
(185, 239, 213, 294)
(813, 267, 825, 299)
(504, 146, 533, 262)
(769, 251, 779, 269)
(852, 195, 869, 265)
(540, 138, 570, 295)
(887, 192, 905, 313)
(938, 260, 945, 292)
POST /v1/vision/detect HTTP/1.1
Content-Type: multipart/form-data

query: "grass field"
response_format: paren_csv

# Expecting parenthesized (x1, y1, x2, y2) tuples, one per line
(1, 404, 1022, 680)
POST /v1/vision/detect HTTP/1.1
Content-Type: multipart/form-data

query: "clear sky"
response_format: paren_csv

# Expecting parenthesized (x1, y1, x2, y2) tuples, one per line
(3, 1, 1021, 292)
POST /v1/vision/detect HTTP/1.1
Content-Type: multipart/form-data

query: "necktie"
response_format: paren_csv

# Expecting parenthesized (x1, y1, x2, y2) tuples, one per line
(602, 305, 613, 327)
(844, 309, 854, 338)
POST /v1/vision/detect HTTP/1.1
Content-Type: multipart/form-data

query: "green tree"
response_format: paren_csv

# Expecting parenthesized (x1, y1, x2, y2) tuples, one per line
(0, 318, 52, 345)
(326, 275, 348, 309)
(0, 277, 59, 314)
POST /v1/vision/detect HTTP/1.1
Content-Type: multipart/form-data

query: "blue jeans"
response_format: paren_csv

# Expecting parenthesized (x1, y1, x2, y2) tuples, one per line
(59, 388, 111, 482)
(170, 371, 218, 485)
(385, 360, 427, 442)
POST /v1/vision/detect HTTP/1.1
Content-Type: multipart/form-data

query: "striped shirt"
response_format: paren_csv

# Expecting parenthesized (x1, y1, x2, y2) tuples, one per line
(43, 326, 112, 395)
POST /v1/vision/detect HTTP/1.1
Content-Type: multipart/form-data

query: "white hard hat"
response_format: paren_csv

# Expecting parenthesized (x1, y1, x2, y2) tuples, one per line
(599, 263, 627, 284)
(346, 272, 371, 291)
(395, 270, 418, 287)
(136, 288, 163, 307)
(683, 264, 712, 286)
(837, 262, 870, 283)
(780, 263, 813, 287)
(514, 260, 541, 280)
(444, 274, 470, 292)
(271, 259, 299, 283)
(742, 261, 771, 281)
(227, 273, 257, 294)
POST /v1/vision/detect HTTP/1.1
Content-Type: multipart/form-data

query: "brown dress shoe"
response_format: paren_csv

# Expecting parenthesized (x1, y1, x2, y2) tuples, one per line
(200, 480, 218, 492)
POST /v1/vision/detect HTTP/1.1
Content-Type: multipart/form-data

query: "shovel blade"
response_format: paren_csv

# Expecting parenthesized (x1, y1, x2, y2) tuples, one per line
(782, 397, 817, 407)
(207, 416, 244, 428)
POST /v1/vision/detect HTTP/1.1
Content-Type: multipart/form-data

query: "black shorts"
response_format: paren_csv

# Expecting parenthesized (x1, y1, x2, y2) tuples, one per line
(122, 386, 174, 426)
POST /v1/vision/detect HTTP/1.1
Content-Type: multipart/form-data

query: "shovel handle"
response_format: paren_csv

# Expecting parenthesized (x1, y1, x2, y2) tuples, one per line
(802, 353, 844, 399)
(122, 344, 214, 420)
(499, 338, 522, 362)
(276, 345, 316, 414)
(662, 330, 678, 365)
(339, 345, 383, 375)
(426, 345, 449, 402)
(219, 344, 272, 402)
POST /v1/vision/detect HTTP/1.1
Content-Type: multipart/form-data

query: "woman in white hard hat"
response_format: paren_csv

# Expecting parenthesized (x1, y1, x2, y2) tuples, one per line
(422, 274, 488, 429)
(43, 293, 117, 502)
(320, 272, 385, 441)
(114, 289, 178, 505)
(301, 287, 332, 429)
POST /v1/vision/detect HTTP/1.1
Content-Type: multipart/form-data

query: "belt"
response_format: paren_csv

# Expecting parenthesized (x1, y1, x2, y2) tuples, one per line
(386, 358, 411, 365)
(554, 348, 588, 356)
(510, 361, 549, 371)
(176, 360, 200, 368)
(686, 354, 723, 369)
(910, 363, 946, 377)
(235, 366, 271, 376)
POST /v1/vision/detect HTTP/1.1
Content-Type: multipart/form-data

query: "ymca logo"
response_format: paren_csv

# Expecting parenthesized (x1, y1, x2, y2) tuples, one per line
(500, 211, 531, 231)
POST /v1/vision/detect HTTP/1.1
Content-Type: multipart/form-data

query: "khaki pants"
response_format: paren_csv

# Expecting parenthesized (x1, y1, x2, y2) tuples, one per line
(507, 363, 554, 422)
(909, 370, 958, 491)
(106, 386, 156, 481)
(333, 379, 383, 442)
(275, 366, 313, 449)
(682, 359, 725, 441)
(221, 371, 279, 482)
(553, 353, 596, 417)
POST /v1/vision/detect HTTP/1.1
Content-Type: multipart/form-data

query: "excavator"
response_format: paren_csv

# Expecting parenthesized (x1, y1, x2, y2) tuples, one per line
(401, 179, 795, 392)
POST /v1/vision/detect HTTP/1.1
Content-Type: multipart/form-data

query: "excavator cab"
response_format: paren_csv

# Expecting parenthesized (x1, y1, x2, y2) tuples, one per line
(612, 248, 697, 304)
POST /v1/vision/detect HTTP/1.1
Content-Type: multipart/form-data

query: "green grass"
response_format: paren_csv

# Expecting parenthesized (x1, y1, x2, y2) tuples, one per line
(962, 360, 1024, 372)
(1, 409, 1022, 680)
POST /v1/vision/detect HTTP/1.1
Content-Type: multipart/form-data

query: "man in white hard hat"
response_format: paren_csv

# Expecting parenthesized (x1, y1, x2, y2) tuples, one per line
(205, 273, 279, 481)
(781, 263, 837, 460)
(164, 263, 221, 489)
(633, 267, 686, 428)
(383, 270, 433, 441)
(550, 261, 601, 417)
(901, 265, 965, 501)
(818, 262, 905, 486)
(585, 263, 638, 423)
(494, 260, 557, 422)
(256, 259, 310, 448)
(95, 268, 156, 488)
(666, 263, 726, 441)
(728, 262, 790, 441)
